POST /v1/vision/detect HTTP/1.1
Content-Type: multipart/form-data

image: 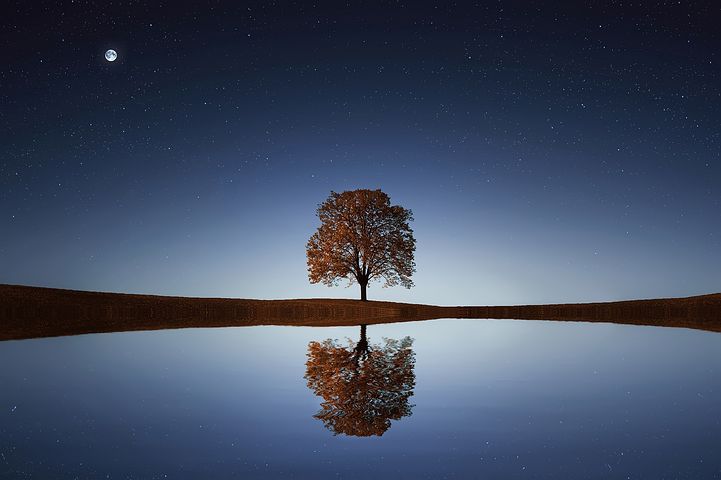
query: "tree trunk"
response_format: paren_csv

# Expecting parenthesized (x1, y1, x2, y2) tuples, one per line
(360, 281, 367, 301)
(354, 324, 368, 358)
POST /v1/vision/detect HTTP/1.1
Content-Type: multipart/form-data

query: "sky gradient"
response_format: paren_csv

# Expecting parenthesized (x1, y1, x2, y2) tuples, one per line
(1, 2, 719, 305)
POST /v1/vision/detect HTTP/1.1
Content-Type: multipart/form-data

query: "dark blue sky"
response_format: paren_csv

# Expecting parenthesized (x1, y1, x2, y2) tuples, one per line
(1, 1, 719, 304)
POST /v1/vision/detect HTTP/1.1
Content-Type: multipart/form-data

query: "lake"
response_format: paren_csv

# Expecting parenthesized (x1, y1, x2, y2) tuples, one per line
(2, 319, 721, 479)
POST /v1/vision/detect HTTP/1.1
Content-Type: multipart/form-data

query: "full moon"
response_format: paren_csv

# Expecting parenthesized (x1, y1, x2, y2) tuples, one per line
(104, 49, 117, 62)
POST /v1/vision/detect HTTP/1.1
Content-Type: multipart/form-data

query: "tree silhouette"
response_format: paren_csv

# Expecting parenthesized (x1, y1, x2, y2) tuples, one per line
(306, 189, 416, 301)
(304, 325, 416, 436)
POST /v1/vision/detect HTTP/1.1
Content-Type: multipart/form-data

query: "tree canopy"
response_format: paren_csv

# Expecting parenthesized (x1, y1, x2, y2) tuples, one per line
(304, 325, 416, 436)
(306, 189, 416, 300)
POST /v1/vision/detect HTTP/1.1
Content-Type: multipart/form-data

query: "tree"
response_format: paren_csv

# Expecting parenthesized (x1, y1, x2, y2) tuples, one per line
(306, 189, 416, 301)
(304, 325, 416, 437)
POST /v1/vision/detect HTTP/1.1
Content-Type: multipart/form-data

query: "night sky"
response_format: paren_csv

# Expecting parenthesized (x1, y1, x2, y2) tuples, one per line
(1, 2, 719, 305)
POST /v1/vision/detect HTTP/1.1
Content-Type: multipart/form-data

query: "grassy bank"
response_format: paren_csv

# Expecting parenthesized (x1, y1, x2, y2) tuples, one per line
(1, 284, 720, 341)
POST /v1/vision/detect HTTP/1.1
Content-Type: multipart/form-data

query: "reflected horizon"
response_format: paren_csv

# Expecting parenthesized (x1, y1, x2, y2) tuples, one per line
(2, 319, 721, 478)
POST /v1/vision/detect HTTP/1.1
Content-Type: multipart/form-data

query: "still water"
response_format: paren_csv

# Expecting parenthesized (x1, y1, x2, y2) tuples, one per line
(1, 319, 721, 479)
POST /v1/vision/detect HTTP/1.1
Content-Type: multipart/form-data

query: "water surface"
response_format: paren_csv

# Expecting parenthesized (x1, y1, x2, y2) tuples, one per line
(1, 319, 720, 478)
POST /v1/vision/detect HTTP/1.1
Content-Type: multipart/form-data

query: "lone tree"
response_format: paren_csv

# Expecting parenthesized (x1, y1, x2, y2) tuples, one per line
(306, 189, 416, 301)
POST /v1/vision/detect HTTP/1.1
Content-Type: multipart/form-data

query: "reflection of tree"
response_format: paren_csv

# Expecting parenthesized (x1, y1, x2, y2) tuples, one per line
(304, 325, 416, 436)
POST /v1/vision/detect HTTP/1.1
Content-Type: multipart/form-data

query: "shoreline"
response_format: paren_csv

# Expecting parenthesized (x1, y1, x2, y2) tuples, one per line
(2, 284, 721, 341)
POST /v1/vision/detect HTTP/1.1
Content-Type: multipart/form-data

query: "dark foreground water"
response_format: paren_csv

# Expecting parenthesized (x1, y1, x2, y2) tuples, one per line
(1, 319, 721, 479)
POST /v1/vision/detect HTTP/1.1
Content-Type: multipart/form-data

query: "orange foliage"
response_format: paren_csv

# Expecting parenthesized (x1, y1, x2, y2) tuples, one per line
(306, 189, 416, 300)
(304, 327, 416, 436)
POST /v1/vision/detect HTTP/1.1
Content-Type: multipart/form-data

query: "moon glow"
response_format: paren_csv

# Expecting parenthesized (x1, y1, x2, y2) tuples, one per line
(105, 49, 117, 62)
